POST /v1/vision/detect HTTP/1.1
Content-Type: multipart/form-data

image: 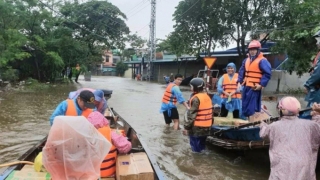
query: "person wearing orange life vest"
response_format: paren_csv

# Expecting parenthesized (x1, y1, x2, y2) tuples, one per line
(68, 88, 108, 115)
(304, 30, 320, 108)
(87, 111, 131, 178)
(160, 74, 190, 130)
(49, 90, 95, 125)
(183, 78, 213, 152)
(217, 62, 242, 118)
(237, 40, 272, 118)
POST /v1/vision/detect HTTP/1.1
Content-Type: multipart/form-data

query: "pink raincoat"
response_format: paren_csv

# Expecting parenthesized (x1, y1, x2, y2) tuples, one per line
(260, 116, 320, 180)
(87, 111, 131, 153)
(43, 116, 111, 180)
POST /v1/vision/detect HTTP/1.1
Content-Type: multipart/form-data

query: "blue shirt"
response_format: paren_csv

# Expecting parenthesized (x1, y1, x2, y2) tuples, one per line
(159, 83, 186, 113)
(100, 98, 108, 114)
(49, 99, 96, 126)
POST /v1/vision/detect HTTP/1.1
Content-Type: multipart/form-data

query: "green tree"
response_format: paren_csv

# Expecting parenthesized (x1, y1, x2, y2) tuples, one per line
(115, 61, 128, 76)
(172, 0, 228, 56)
(269, 0, 320, 75)
(126, 33, 146, 49)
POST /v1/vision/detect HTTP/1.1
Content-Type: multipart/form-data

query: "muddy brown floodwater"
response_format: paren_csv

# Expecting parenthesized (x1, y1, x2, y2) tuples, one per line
(0, 76, 318, 180)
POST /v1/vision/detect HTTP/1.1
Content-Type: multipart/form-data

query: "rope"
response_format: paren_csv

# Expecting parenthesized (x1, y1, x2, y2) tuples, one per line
(0, 161, 34, 168)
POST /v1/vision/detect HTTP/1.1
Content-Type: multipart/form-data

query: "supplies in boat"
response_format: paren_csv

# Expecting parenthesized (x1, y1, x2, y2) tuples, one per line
(116, 152, 154, 180)
(6, 164, 51, 180)
(6, 152, 155, 180)
(213, 117, 249, 127)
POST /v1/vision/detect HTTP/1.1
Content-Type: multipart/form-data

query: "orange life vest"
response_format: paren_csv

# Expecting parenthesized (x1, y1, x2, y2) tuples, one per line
(98, 126, 117, 177)
(189, 93, 213, 127)
(244, 53, 265, 87)
(65, 99, 93, 118)
(162, 83, 177, 104)
(221, 73, 241, 98)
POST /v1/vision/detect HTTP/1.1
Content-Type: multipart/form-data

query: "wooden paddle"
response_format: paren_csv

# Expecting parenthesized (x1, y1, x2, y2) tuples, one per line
(213, 107, 312, 135)
(0, 161, 34, 168)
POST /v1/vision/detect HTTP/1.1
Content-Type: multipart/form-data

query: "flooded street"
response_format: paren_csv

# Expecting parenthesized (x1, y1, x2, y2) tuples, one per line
(0, 76, 316, 180)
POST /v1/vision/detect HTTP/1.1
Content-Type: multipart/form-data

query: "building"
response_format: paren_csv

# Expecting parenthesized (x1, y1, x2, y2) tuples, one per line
(124, 40, 310, 93)
(94, 50, 117, 76)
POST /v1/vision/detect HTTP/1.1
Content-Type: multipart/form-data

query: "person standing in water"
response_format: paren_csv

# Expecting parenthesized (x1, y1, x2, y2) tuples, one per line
(160, 74, 190, 130)
(183, 78, 213, 152)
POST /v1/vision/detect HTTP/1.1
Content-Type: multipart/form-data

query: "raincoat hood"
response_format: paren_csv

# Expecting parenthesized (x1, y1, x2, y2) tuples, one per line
(226, 63, 236, 73)
(87, 111, 109, 129)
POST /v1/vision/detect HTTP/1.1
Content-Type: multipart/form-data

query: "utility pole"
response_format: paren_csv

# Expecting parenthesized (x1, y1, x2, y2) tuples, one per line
(148, 0, 156, 81)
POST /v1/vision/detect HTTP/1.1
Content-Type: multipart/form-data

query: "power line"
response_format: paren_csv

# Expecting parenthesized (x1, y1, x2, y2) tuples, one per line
(125, 0, 148, 15)
(126, 3, 150, 17)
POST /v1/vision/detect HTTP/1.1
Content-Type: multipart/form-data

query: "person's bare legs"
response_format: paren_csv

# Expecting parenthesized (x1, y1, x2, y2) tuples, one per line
(173, 119, 180, 130)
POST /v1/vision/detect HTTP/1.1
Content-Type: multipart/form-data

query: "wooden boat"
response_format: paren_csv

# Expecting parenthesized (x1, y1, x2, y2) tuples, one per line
(208, 108, 312, 150)
(209, 126, 270, 150)
(208, 105, 272, 150)
(0, 108, 166, 180)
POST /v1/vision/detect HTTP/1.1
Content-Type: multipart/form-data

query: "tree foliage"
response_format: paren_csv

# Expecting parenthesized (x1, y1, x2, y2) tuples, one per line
(115, 61, 128, 76)
(0, 0, 130, 82)
(168, 0, 320, 74)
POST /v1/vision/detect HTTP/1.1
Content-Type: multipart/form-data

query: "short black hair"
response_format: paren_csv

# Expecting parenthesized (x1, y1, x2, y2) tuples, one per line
(175, 74, 183, 79)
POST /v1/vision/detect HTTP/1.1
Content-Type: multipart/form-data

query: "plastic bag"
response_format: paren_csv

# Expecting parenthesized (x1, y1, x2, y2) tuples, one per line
(34, 152, 47, 172)
(42, 116, 111, 180)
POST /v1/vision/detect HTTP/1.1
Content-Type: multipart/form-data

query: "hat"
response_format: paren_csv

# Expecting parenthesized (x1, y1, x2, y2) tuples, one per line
(93, 90, 104, 102)
(277, 96, 301, 116)
(79, 90, 95, 109)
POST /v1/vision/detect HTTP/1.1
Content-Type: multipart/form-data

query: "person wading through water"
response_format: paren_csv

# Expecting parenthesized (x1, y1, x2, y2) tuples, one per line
(183, 78, 213, 152)
(160, 74, 190, 130)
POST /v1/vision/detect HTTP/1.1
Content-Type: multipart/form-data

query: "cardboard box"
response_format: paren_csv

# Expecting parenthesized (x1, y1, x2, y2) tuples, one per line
(116, 152, 154, 180)
(5, 165, 51, 180)
(101, 178, 116, 180)
(6, 170, 51, 180)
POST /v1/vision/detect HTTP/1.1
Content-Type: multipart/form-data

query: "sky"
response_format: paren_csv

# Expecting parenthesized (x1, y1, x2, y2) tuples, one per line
(107, 0, 237, 50)
(108, 0, 180, 41)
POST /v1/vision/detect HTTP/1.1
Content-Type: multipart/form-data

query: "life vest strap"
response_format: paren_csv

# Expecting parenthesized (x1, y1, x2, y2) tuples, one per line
(102, 157, 116, 163)
(195, 118, 212, 121)
(101, 162, 116, 170)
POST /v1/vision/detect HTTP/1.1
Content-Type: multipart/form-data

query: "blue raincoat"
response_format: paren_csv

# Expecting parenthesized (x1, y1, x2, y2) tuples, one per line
(304, 52, 320, 107)
(217, 63, 242, 112)
(237, 52, 272, 117)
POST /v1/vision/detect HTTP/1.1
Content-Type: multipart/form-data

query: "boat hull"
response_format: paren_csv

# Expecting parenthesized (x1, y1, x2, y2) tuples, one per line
(0, 108, 166, 180)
